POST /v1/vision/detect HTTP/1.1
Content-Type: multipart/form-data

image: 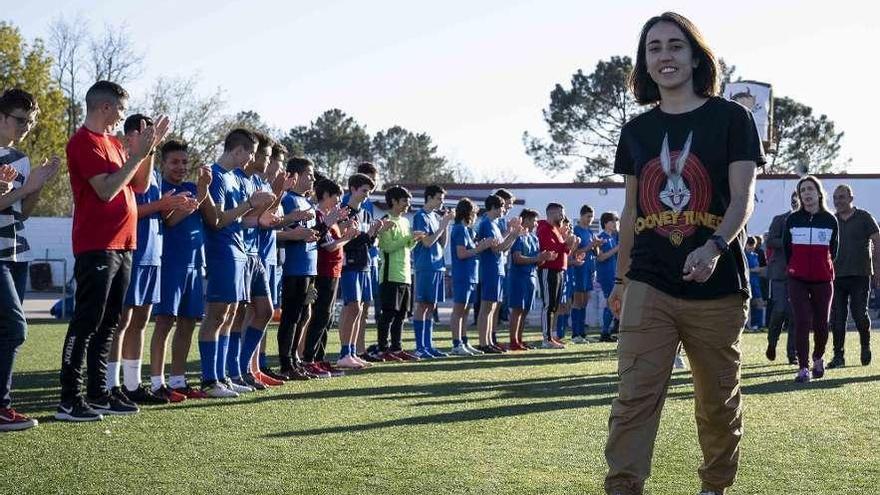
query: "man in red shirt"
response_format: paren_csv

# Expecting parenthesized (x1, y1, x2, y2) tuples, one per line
(536, 202, 579, 349)
(57, 80, 169, 422)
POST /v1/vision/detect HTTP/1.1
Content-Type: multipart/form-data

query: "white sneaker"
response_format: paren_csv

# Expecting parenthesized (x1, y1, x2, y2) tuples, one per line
(673, 354, 688, 370)
(203, 382, 239, 399)
(226, 378, 255, 394)
(336, 355, 365, 369)
(541, 339, 565, 349)
(450, 345, 471, 356)
(464, 343, 483, 355)
(572, 336, 587, 344)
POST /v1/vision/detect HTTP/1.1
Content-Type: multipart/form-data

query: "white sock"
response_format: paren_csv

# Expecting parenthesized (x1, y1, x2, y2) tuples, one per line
(169, 375, 186, 389)
(106, 361, 121, 389)
(122, 359, 142, 392)
(150, 375, 165, 392)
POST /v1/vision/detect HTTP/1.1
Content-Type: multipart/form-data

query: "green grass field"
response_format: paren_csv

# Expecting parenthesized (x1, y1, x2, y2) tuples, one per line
(3, 322, 879, 494)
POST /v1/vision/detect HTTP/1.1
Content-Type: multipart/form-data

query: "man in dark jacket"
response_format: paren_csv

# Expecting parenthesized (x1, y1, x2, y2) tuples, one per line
(765, 191, 799, 363)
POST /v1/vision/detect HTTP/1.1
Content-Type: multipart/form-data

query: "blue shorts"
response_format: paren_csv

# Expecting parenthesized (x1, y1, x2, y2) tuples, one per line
(414, 270, 446, 304)
(206, 257, 247, 303)
(508, 274, 536, 311)
(124, 265, 160, 307)
(564, 271, 576, 299)
(155, 264, 204, 319)
(341, 270, 373, 304)
(246, 255, 270, 301)
(452, 279, 477, 305)
(570, 266, 590, 293)
(266, 262, 280, 307)
(480, 271, 504, 302)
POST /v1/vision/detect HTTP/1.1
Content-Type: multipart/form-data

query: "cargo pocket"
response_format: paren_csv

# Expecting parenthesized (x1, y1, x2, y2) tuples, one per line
(620, 281, 649, 328)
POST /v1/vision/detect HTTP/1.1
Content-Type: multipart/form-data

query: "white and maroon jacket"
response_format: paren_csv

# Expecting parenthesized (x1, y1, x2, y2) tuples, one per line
(783, 209, 839, 283)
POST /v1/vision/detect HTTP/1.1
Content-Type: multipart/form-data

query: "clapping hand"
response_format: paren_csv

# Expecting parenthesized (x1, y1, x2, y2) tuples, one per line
(159, 190, 194, 211)
(0, 165, 18, 195)
(537, 250, 557, 263)
(248, 190, 275, 210)
(259, 210, 283, 228)
(411, 230, 427, 242)
(128, 115, 170, 160)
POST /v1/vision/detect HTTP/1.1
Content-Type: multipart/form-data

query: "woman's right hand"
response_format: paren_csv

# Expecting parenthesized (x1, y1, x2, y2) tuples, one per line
(608, 283, 625, 319)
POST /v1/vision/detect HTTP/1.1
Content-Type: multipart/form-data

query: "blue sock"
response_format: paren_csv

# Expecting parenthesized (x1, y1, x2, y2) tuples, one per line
(217, 335, 230, 381)
(226, 332, 242, 378)
(452, 338, 462, 348)
(348, 344, 357, 356)
(413, 320, 425, 351)
(462, 335, 469, 345)
(339, 344, 349, 358)
(602, 308, 613, 336)
(239, 327, 265, 376)
(259, 352, 268, 371)
(491, 331, 497, 345)
(424, 319, 434, 350)
(557, 314, 570, 338)
(572, 308, 585, 337)
(198, 340, 217, 383)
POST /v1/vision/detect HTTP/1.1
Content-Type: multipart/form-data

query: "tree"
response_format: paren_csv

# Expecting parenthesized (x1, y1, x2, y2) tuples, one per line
(48, 14, 88, 137)
(720, 63, 844, 174)
(138, 75, 230, 168)
(281, 109, 372, 183)
(0, 22, 72, 216)
(523, 56, 642, 181)
(49, 17, 144, 138)
(371, 126, 465, 186)
(89, 22, 144, 84)
(768, 97, 844, 174)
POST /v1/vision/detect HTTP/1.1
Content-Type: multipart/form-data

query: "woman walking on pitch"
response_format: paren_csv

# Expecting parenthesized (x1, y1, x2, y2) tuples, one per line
(783, 175, 838, 383)
(604, 12, 764, 495)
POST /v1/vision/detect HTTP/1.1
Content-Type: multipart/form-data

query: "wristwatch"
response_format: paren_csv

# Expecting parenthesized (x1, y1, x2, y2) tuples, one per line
(709, 234, 729, 253)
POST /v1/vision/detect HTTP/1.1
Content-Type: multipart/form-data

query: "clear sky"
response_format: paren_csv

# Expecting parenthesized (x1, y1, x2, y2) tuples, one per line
(7, 0, 878, 181)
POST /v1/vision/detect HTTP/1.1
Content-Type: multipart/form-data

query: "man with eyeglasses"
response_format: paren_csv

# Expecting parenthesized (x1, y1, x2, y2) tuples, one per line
(0, 88, 59, 431)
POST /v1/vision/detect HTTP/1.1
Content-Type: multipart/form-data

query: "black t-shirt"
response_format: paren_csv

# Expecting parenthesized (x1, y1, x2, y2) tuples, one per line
(614, 96, 766, 300)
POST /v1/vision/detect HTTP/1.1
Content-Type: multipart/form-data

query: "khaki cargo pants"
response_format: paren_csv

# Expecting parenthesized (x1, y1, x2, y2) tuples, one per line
(604, 281, 748, 495)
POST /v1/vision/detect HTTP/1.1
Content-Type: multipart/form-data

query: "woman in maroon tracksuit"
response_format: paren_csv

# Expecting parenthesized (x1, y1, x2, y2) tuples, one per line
(783, 175, 839, 383)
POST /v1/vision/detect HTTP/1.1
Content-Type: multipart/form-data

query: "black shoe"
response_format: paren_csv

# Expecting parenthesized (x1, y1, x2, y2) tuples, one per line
(280, 367, 311, 381)
(476, 345, 503, 354)
(599, 334, 615, 343)
(359, 352, 385, 363)
(827, 355, 845, 369)
(88, 390, 140, 416)
(243, 373, 268, 391)
(765, 345, 776, 362)
(862, 346, 872, 366)
(123, 384, 169, 405)
(55, 397, 104, 422)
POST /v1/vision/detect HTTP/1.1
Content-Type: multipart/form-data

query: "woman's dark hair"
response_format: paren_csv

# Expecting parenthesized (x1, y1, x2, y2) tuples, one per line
(455, 198, 476, 224)
(795, 175, 829, 213)
(315, 178, 343, 200)
(629, 12, 719, 105)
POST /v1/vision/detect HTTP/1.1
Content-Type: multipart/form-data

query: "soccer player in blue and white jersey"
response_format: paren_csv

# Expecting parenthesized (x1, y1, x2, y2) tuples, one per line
(197, 129, 274, 398)
(493, 188, 516, 341)
(449, 198, 495, 356)
(475, 194, 522, 354)
(276, 157, 321, 380)
(149, 140, 211, 400)
(570, 205, 603, 343)
(508, 208, 555, 350)
(337, 173, 390, 369)
(596, 211, 620, 342)
(228, 132, 291, 391)
(412, 185, 455, 358)
(108, 115, 197, 406)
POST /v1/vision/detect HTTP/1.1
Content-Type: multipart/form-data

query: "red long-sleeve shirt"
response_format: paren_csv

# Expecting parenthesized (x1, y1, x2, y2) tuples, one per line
(536, 220, 570, 271)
